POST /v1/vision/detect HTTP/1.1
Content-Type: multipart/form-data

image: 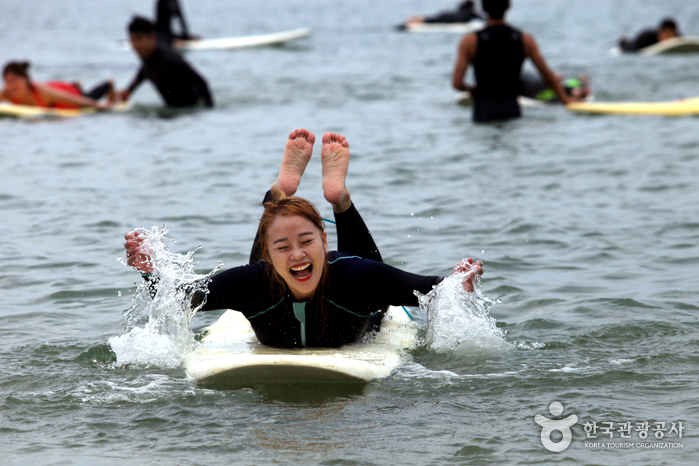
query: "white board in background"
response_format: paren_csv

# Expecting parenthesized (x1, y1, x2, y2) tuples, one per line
(184, 306, 418, 388)
(0, 102, 130, 119)
(401, 20, 484, 34)
(639, 36, 699, 55)
(115, 28, 310, 51)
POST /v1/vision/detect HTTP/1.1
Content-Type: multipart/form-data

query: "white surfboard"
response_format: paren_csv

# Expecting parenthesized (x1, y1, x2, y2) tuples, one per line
(400, 20, 484, 34)
(116, 28, 310, 51)
(454, 91, 548, 108)
(0, 102, 129, 119)
(639, 36, 699, 55)
(184, 306, 418, 388)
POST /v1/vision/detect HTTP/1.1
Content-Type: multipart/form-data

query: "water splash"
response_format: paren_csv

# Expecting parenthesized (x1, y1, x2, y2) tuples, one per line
(110, 226, 220, 368)
(416, 261, 511, 355)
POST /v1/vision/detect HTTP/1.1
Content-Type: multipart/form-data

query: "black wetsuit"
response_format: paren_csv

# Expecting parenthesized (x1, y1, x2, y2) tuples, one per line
(424, 8, 483, 23)
(126, 44, 213, 108)
(472, 24, 525, 122)
(619, 29, 658, 52)
(195, 198, 443, 349)
(155, 0, 192, 46)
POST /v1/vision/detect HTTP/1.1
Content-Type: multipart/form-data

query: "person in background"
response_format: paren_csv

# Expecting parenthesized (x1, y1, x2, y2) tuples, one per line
(0, 61, 114, 109)
(407, 1, 483, 25)
(618, 18, 679, 52)
(118, 16, 213, 108)
(452, 0, 573, 122)
(520, 71, 591, 103)
(155, 0, 198, 47)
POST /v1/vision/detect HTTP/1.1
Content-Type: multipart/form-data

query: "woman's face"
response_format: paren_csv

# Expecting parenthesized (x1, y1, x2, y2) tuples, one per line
(266, 214, 328, 301)
(3, 72, 29, 99)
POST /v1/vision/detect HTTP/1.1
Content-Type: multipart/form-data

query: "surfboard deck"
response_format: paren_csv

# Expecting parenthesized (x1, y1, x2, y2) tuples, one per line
(567, 97, 699, 116)
(184, 306, 418, 388)
(0, 102, 129, 119)
(116, 28, 310, 51)
(399, 20, 484, 34)
(639, 36, 699, 55)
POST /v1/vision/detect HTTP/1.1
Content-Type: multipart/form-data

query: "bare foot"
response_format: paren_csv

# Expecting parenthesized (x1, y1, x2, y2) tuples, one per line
(272, 129, 315, 196)
(321, 132, 351, 213)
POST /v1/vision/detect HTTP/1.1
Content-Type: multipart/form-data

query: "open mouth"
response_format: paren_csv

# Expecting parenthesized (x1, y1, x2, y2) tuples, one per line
(290, 262, 313, 282)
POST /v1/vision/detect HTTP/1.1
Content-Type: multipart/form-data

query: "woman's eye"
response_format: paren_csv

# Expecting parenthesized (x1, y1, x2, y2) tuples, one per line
(276, 246, 288, 251)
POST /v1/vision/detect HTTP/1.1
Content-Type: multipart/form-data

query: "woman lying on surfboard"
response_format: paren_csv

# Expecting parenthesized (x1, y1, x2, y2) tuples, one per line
(124, 129, 483, 349)
(0, 61, 115, 110)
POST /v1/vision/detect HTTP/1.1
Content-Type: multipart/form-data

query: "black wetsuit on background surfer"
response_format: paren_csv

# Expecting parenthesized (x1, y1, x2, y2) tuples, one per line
(452, 0, 572, 122)
(155, 0, 196, 46)
(118, 16, 213, 108)
(618, 18, 679, 52)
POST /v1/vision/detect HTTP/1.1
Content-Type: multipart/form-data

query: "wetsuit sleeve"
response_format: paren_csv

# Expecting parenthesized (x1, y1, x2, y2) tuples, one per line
(621, 29, 657, 51)
(199, 262, 269, 312)
(336, 256, 444, 308)
(172, 0, 192, 40)
(127, 67, 146, 93)
(334, 202, 382, 262)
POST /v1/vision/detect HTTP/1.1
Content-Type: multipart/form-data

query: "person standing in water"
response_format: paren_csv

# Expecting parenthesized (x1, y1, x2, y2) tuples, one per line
(452, 0, 572, 122)
(155, 0, 198, 47)
(118, 16, 213, 108)
(1, 61, 115, 110)
(618, 18, 679, 52)
(124, 129, 483, 349)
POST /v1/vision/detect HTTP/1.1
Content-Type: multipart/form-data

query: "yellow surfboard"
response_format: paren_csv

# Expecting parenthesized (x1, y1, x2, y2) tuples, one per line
(0, 102, 129, 119)
(567, 97, 699, 116)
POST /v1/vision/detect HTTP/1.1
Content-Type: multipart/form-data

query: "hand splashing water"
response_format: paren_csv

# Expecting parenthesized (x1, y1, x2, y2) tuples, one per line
(110, 226, 220, 368)
(415, 259, 511, 355)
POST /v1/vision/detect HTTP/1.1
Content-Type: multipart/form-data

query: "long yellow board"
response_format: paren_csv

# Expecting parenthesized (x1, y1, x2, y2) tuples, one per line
(567, 97, 699, 116)
(0, 102, 129, 119)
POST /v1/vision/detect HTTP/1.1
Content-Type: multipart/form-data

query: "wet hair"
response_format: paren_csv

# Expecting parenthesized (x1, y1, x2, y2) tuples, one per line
(128, 16, 156, 34)
(659, 18, 678, 32)
(481, 0, 509, 20)
(3, 61, 30, 79)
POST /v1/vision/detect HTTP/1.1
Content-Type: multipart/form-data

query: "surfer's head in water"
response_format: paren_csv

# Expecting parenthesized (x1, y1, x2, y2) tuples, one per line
(128, 16, 158, 60)
(256, 192, 330, 301)
(2, 61, 32, 101)
(481, 0, 509, 20)
(658, 18, 679, 42)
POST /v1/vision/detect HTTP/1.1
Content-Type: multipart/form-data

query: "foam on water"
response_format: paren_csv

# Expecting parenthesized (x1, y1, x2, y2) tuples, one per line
(416, 262, 512, 355)
(110, 226, 219, 369)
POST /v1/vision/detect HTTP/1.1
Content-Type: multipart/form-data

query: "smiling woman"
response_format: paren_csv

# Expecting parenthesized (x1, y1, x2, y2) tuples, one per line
(124, 129, 483, 348)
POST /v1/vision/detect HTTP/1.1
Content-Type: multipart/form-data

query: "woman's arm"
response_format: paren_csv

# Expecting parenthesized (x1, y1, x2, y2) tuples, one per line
(34, 83, 108, 109)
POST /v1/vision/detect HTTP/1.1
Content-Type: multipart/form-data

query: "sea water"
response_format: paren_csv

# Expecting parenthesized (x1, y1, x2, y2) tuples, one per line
(1, 0, 697, 464)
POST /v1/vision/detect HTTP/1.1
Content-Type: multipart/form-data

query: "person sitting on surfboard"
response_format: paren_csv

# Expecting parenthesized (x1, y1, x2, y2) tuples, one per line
(520, 71, 591, 103)
(118, 16, 213, 108)
(452, 0, 573, 122)
(124, 129, 483, 349)
(618, 18, 679, 53)
(155, 0, 199, 47)
(405, 1, 483, 27)
(0, 61, 115, 110)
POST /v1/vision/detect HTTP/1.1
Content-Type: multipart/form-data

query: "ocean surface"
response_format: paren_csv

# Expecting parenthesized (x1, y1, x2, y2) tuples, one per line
(1, 0, 697, 464)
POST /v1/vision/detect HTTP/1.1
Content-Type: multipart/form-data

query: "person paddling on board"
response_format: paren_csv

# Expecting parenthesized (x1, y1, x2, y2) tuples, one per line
(406, 1, 483, 26)
(618, 18, 679, 52)
(155, 0, 199, 47)
(452, 0, 573, 122)
(124, 129, 484, 349)
(520, 71, 591, 103)
(0, 61, 115, 110)
(118, 16, 213, 108)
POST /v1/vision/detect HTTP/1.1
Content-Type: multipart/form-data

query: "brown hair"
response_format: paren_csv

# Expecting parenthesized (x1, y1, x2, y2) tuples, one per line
(3, 61, 31, 79)
(256, 191, 332, 332)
